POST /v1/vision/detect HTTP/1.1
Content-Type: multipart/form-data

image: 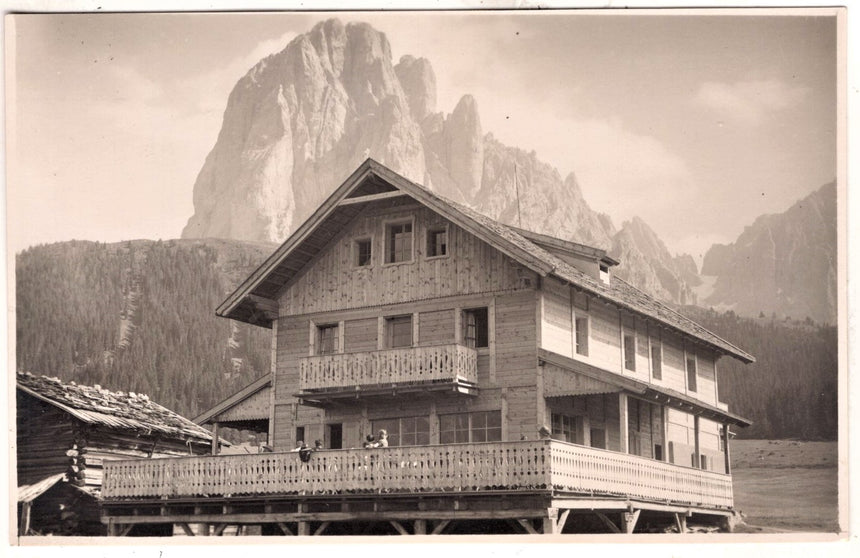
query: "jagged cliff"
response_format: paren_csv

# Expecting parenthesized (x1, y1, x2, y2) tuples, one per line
(701, 181, 837, 324)
(182, 18, 699, 305)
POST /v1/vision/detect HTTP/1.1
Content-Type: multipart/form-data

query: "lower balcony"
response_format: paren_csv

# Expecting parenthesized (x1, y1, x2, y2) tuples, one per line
(102, 440, 733, 509)
(297, 343, 478, 402)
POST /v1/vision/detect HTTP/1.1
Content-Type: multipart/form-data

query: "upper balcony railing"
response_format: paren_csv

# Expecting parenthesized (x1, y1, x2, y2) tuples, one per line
(101, 440, 733, 509)
(298, 343, 477, 393)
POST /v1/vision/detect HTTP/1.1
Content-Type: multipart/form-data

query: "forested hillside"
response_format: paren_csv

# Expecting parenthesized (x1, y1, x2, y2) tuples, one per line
(15, 239, 838, 440)
(15, 239, 275, 419)
(684, 307, 837, 440)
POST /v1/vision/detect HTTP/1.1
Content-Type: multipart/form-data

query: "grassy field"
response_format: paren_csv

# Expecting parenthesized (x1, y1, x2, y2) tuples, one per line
(730, 439, 839, 533)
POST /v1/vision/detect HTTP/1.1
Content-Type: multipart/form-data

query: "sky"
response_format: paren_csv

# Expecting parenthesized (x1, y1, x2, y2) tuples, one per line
(6, 9, 839, 264)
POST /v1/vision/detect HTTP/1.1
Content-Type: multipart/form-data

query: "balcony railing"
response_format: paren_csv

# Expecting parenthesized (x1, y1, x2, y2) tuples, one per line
(101, 440, 733, 509)
(299, 343, 477, 393)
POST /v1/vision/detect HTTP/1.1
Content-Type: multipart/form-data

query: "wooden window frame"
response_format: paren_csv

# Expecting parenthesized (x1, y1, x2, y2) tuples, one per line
(650, 341, 663, 380)
(686, 354, 698, 393)
(383, 217, 415, 265)
(425, 224, 450, 260)
(623, 332, 636, 372)
(463, 307, 489, 349)
(574, 314, 590, 357)
(371, 416, 431, 447)
(385, 314, 413, 348)
(439, 410, 502, 444)
(353, 237, 373, 268)
(316, 323, 340, 355)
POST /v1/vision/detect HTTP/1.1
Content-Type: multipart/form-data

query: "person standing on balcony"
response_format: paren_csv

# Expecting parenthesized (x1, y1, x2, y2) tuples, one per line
(375, 430, 389, 448)
(539, 426, 552, 440)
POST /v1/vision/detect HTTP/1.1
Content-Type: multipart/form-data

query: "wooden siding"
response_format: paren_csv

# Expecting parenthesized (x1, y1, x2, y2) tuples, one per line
(541, 278, 572, 358)
(17, 393, 75, 486)
(418, 309, 455, 345)
(540, 285, 726, 410)
(279, 206, 534, 315)
(344, 317, 378, 352)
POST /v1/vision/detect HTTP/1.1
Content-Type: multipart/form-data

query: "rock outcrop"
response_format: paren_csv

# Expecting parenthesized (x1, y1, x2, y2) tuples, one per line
(182, 17, 710, 306)
(701, 181, 837, 324)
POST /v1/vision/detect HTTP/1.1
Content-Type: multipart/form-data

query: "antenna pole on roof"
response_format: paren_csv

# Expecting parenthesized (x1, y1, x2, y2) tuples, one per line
(514, 161, 523, 228)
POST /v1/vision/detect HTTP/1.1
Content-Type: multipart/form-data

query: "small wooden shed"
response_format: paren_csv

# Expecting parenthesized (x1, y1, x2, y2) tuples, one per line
(16, 372, 214, 536)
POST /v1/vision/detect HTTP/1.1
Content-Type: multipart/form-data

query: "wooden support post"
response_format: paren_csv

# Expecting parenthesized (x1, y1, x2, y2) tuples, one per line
(19, 502, 31, 536)
(623, 510, 641, 534)
(314, 522, 330, 536)
(277, 522, 295, 536)
(515, 519, 538, 535)
(213, 524, 227, 536)
(197, 523, 211, 536)
(390, 521, 410, 535)
(674, 513, 687, 534)
(179, 523, 195, 537)
(211, 422, 220, 455)
(556, 509, 570, 534)
(431, 520, 450, 535)
(723, 424, 732, 474)
(693, 415, 701, 468)
(596, 512, 621, 533)
(542, 508, 559, 535)
(413, 519, 427, 535)
(297, 521, 310, 536)
(619, 393, 629, 454)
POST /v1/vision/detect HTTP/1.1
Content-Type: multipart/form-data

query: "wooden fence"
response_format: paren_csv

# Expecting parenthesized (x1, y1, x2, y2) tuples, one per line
(102, 440, 733, 508)
(299, 343, 477, 391)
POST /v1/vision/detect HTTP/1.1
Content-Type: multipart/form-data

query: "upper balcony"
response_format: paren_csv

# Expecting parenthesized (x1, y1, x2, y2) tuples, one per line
(297, 343, 478, 403)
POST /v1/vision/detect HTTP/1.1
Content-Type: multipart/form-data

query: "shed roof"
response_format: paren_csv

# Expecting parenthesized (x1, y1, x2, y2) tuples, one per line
(218, 159, 754, 364)
(17, 372, 213, 443)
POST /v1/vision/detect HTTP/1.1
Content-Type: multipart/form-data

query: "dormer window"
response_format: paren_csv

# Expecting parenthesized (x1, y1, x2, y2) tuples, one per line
(599, 263, 610, 284)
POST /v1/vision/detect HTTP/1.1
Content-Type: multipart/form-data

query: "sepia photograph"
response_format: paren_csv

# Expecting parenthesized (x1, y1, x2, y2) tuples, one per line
(3, 1, 850, 552)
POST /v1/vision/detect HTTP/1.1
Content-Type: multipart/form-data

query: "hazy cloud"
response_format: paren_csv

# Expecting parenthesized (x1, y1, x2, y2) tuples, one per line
(694, 79, 809, 125)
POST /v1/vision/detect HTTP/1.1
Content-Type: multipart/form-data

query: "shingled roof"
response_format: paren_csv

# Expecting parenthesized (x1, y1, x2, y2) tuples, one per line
(17, 372, 213, 443)
(219, 158, 754, 364)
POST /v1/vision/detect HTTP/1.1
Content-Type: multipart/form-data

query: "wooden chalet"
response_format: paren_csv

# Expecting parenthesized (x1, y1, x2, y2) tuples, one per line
(101, 159, 755, 536)
(16, 372, 214, 536)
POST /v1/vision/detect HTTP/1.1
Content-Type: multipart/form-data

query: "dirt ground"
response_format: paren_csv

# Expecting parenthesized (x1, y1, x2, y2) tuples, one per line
(730, 439, 840, 532)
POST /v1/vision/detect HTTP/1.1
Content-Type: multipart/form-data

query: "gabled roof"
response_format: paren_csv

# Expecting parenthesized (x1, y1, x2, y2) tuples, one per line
(17, 372, 213, 443)
(17, 473, 67, 503)
(194, 373, 271, 426)
(218, 159, 754, 364)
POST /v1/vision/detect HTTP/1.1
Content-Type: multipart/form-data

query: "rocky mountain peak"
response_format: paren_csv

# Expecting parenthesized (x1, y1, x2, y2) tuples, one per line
(394, 55, 437, 121)
(182, 18, 714, 307)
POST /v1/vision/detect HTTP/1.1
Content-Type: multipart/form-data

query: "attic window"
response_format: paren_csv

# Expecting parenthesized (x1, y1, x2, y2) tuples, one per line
(385, 221, 413, 264)
(354, 238, 372, 267)
(427, 227, 448, 258)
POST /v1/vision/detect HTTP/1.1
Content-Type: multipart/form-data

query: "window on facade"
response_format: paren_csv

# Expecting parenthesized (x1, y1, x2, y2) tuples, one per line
(317, 324, 339, 354)
(371, 416, 430, 447)
(651, 343, 662, 380)
(700, 454, 708, 470)
(386, 315, 413, 348)
(427, 227, 448, 257)
(439, 411, 501, 444)
(463, 307, 489, 348)
(295, 426, 306, 446)
(654, 444, 664, 461)
(719, 426, 726, 452)
(624, 333, 636, 371)
(551, 413, 582, 444)
(686, 356, 698, 392)
(575, 316, 589, 356)
(386, 221, 413, 263)
(668, 441, 675, 464)
(355, 238, 372, 267)
(589, 427, 606, 450)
